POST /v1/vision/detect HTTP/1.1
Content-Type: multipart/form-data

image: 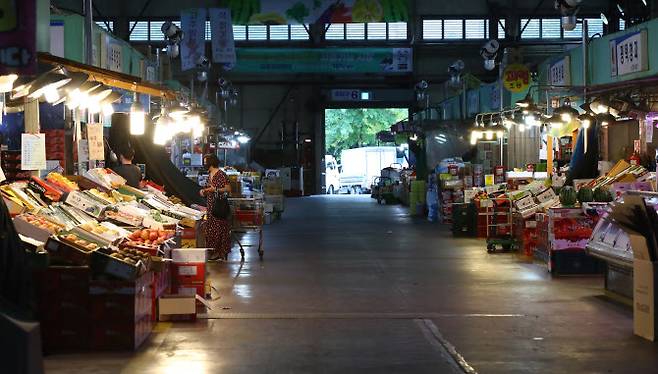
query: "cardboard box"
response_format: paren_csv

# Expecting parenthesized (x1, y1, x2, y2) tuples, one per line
(171, 248, 207, 263)
(629, 230, 658, 341)
(634, 260, 658, 341)
(172, 262, 206, 284)
(171, 282, 205, 298)
(158, 295, 197, 321)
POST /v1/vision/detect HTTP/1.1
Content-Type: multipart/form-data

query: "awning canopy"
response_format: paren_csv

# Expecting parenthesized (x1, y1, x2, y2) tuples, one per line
(37, 52, 177, 100)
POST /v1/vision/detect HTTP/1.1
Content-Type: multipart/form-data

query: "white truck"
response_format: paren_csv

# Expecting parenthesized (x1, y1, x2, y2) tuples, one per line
(336, 146, 400, 194)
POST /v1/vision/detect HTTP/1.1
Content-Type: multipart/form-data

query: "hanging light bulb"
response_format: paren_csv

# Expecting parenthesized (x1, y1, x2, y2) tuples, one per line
(153, 115, 170, 145)
(87, 99, 101, 114)
(0, 74, 18, 93)
(192, 120, 205, 139)
(485, 131, 494, 140)
(27, 72, 71, 100)
(66, 88, 83, 109)
(43, 86, 60, 103)
(560, 112, 572, 123)
(519, 124, 526, 132)
(524, 114, 539, 127)
(183, 114, 199, 133)
(102, 102, 115, 116)
(237, 134, 250, 144)
(130, 97, 145, 135)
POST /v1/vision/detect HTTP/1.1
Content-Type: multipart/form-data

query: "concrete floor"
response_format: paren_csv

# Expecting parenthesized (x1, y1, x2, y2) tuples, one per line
(45, 195, 658, 373)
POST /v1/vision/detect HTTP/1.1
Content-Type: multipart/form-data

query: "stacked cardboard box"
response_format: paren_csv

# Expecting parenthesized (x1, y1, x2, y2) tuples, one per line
(89, 272, 153, 350)
(37, 266, 91, 353)
(44, 129, 66, 170)
(171, 248, 206, 299)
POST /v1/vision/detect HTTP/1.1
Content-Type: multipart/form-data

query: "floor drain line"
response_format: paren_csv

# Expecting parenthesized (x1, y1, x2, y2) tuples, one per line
(415, 318, 478, 374)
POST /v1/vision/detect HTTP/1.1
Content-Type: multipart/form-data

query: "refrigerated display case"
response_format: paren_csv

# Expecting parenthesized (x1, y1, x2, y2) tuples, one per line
(586, 191, 658, 301)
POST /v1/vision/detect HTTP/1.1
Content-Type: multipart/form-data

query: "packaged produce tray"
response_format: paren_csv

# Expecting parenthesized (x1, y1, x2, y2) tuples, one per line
(45, 235, 100, 266)
(90, 248, 150, 281)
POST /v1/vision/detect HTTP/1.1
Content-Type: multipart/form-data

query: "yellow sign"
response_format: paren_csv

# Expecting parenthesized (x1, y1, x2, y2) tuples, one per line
(503, 64, 530, 93)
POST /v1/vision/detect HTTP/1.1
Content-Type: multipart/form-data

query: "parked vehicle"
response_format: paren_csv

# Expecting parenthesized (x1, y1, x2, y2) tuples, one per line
(338, 147, 400, 194)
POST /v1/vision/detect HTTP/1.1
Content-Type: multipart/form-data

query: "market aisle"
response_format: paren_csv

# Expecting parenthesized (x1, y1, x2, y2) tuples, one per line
(45, 195, 658, 373)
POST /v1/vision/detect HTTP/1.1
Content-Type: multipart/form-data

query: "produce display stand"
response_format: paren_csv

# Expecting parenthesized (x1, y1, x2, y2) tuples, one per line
(228, 197, 264, 260)
(479, 197, 516, 252)
(535, 207, 603, 275)
(2, 169, 209, 353)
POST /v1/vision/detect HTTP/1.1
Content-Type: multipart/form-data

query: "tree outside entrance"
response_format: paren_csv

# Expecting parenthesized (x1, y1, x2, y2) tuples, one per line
(325, 108, 408, 162)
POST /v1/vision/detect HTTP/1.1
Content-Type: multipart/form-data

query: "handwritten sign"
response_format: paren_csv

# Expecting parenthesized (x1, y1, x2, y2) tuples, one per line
(21, 133, 46, 170)
(87, 123, 104, 160)
(503, 64, 530, 93)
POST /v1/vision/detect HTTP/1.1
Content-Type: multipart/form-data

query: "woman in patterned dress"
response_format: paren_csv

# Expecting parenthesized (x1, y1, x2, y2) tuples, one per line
(200, 154, 232, 261)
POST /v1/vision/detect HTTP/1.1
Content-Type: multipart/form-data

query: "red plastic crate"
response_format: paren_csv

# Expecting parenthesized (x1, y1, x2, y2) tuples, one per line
(234, 209, 262, 225)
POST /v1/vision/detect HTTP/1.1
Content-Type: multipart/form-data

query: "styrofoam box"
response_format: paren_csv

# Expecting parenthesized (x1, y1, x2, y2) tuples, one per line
(171, 248, 208, 263)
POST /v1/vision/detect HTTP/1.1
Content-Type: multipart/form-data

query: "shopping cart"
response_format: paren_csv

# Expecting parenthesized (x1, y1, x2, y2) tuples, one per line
(479, 197, 516, 253)
(228, 197, 264, 260)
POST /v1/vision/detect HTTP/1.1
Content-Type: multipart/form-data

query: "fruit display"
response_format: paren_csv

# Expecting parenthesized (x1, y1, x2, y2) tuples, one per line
(46, 172, 79, 192)
(109, 248, 150, 266)
(577, 187, 593, 203)
(59, 233, 100, 252)
(559, 186, 577, 206)
(104, 206, 145, 227)
(128, 229, 175, 246)
(84, 168, 127, 190)
(78, 222, 124, 242)
(16, 213, 64, 234)
(86, 188, 118, 204)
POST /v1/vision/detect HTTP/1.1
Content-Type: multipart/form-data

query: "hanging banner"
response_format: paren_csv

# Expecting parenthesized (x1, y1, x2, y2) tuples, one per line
(0, 0, 37, 75)
(87, 123, 104, 161)
(180, 8, 207, 72)
(21, 133, 46, 170)
(209, 8, 236, 68)
(502, 64, 530, 93)
(225, 0, 409, 25)
(232, 47, 412, 74)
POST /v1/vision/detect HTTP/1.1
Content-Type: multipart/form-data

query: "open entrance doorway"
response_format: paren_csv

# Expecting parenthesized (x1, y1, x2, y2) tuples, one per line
(323, 108, 408, 195)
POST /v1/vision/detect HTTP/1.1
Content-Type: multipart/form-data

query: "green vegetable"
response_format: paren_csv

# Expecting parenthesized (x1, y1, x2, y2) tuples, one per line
(559, 186, 577, 206)
(577, 187, 593, 203)
(593, 187, 614, 202)
(286, 2, 309, 24)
